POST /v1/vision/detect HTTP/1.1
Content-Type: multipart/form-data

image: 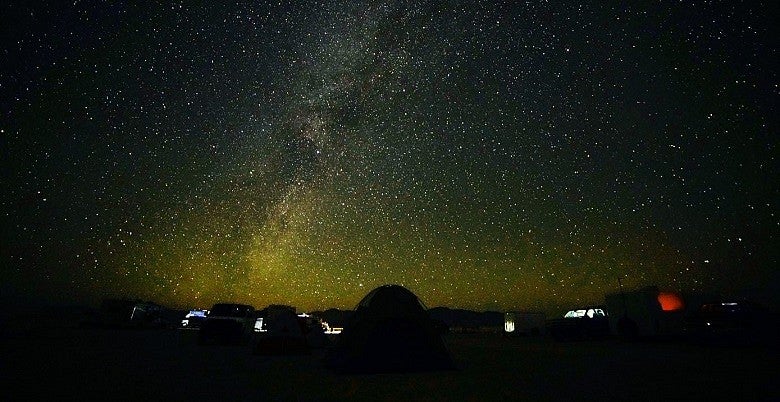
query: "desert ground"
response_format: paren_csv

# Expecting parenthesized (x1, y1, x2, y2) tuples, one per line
(3, 327, 777, 401)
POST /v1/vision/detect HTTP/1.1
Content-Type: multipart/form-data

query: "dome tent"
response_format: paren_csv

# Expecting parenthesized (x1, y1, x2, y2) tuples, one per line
(328, 285, 455, 374)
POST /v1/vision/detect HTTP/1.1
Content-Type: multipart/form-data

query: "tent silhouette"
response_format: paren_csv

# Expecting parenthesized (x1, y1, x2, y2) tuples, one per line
(328, 284, 455, 374)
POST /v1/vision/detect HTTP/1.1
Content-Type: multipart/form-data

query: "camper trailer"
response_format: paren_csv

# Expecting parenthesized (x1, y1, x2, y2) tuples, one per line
(605, 286, 687, 339)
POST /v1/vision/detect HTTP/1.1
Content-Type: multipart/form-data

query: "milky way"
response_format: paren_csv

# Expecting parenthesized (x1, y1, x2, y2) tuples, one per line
(2, 1, 777, 312)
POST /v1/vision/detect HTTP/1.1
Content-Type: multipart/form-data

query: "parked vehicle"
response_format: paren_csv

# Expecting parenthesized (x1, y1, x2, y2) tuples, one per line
(180, 309, 209, 329)
(199, 303, 255, 345)
(684, 301, 769, 346)
(546, 306, 610, 341)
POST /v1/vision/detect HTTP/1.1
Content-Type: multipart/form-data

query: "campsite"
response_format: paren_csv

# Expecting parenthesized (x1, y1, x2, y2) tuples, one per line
(4, 325, 777, 401)
(3, 285, 778, 401)
(4, 284, 777, 402)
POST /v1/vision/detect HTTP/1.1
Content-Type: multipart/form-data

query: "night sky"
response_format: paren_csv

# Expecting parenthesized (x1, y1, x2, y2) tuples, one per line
(2, 1, 777, 313)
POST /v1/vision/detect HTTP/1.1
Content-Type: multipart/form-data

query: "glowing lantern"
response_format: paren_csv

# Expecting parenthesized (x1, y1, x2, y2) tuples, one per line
(657, 292, 684, 311)
(505, 317, 515, 333)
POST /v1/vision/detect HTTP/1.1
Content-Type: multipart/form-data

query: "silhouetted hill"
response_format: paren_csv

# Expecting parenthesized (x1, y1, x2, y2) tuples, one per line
(0, 304, 99, 338)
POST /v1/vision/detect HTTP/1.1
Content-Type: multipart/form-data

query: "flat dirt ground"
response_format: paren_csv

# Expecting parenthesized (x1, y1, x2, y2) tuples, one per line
(2, 328, 778, 401)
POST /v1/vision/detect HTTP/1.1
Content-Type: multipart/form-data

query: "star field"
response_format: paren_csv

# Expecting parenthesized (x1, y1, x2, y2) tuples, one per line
(2, 1, 777, 313)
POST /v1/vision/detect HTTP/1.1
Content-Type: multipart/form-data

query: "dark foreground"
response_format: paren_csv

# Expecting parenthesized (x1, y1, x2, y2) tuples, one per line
(3, 328, 778, 401)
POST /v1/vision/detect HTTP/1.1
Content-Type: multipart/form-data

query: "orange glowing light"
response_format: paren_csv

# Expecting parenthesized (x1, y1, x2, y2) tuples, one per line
(657, 292, 684, 311)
